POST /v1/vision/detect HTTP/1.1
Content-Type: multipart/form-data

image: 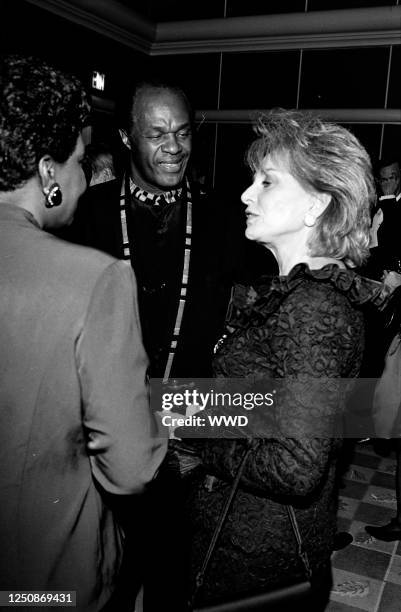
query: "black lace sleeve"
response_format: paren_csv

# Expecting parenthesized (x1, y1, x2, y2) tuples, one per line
(199, 280, 364, 499)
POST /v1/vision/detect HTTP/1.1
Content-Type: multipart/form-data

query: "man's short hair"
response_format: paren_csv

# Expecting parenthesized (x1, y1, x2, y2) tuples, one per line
(117, 79, 193, 134)
(377, 156, 400, 173)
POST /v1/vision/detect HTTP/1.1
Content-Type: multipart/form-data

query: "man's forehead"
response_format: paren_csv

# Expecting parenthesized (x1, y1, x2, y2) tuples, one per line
(139, 89, 188, 115)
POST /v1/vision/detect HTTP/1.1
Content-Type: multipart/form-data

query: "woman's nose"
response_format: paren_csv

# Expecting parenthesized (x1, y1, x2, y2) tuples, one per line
(241, 183, 255, 206)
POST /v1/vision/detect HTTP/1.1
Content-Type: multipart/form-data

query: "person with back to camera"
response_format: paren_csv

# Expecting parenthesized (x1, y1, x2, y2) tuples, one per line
(0, 54, 166, 611)
(171, 109, 393, 611)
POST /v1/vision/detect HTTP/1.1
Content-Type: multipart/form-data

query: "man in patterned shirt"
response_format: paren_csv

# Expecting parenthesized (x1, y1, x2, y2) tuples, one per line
(71, 80, 231, 382)
(68, 80, 234, 611)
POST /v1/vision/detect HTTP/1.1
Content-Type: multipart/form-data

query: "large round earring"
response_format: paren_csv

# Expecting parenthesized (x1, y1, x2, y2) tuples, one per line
(44, 183, 62, 208)
(304, 212, 316, 227)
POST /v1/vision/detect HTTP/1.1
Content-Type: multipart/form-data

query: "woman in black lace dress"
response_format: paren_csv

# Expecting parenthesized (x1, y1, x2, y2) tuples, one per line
(176, 109, 389, 610)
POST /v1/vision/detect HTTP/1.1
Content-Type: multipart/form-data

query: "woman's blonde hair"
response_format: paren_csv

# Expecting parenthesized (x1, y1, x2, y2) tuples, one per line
(246, 108, 376, 267)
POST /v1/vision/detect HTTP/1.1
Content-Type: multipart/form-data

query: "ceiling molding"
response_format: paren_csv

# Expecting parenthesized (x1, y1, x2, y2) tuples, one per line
(156, 6, 401, 42)
(153, 6, 401, 54)
(195, 108, 401, 124)
(23, 2, 401, 56)
(90, 95, 401, 124)
(152, 30, 400, 54)
(24, 0, 155, 54)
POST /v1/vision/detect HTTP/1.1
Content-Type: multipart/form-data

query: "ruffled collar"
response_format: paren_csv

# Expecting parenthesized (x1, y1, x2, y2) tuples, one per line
(226, 263, 392, 330)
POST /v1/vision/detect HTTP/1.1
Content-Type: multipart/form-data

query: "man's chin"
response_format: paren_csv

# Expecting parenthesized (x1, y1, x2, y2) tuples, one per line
(157, 172, 185, 189)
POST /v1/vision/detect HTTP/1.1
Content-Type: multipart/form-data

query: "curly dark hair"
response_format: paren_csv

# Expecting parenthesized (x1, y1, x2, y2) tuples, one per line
(0, 54, 90, 191)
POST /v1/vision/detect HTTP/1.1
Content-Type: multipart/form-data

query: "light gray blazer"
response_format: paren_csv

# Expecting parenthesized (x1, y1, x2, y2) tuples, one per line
(0, 203, 166, 610)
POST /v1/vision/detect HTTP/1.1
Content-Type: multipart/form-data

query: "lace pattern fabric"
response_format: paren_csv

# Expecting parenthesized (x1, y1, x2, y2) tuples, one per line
(183, 264, 389, 605)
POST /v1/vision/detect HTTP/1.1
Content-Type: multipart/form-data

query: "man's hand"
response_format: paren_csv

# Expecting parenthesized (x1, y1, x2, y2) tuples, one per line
(383, 270, 401, 291)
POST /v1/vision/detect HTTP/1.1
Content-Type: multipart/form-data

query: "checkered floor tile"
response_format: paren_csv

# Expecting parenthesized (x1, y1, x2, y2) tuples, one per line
(326, 441, 401, 612)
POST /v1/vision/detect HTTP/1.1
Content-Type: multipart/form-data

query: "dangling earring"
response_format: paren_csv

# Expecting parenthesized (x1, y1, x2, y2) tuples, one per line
(44, 183, 62, 208)
(304, 212, 316, 227)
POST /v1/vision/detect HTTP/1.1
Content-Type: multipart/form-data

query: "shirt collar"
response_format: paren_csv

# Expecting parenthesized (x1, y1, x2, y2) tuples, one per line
(379, 192, 401, 202)
(129, 178, 183, 207)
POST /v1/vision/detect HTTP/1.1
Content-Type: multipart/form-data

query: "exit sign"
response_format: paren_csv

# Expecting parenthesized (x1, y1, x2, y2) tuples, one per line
(92, 71, 105, 91)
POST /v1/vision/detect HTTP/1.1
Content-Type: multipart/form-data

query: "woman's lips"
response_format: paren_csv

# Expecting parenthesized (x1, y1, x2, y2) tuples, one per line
(246, 212, 258, 223)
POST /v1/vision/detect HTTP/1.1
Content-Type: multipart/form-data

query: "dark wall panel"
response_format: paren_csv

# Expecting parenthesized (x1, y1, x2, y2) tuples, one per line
(227, 0, 306, 17)
(214, 125, 278, 282)
(149, 54, 220, 109)
(299, 47, 389, 108)
(382, 125, 401, 159)
(214, 124, 255, 196)
(388, 45, 401, 109)
(2, 0, 150, 106)
(190, 123, 217, 189)
(220, 51, 300, 109)
(148, 0, 225, 22)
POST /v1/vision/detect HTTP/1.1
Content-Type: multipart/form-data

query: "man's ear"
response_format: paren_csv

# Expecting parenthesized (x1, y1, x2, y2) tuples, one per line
(119, 129, 131, 151)
(38, 155, 56, 191)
